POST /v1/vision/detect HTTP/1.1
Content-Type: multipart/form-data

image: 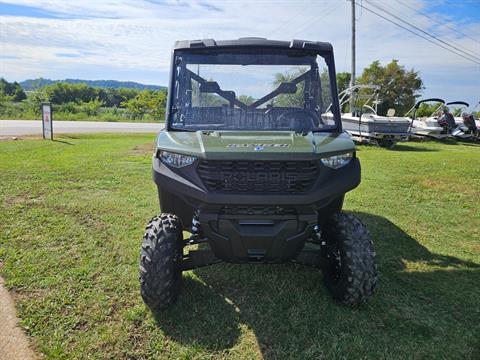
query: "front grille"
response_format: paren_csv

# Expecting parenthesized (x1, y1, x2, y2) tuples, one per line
(197, 160, 319, 193)
(220, 206, 297, 216)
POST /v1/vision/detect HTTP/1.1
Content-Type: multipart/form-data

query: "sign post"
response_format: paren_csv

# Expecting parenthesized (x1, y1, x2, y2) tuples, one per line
(41, 103, 53, 140)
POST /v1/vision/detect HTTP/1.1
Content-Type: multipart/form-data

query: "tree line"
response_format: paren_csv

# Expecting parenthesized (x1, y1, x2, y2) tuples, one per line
(0, 79, 167, 121)
(0, 78, 27, 102)
(20, 78, 165, 91)
(1, 59, 477, 121)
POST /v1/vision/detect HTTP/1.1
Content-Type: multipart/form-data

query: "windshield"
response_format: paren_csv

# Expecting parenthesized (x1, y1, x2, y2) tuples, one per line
(169, 49, 338, 132)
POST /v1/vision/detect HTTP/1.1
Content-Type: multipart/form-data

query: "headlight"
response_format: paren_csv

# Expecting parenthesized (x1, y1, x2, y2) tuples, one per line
(159, 150, 197, 168)
(321, 152, 353, 169)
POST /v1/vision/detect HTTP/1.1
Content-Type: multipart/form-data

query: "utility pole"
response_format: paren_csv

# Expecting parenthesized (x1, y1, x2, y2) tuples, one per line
(350, 0, 356, 113)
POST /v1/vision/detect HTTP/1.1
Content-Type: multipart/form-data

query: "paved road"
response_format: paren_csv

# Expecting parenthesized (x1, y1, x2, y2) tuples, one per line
(0, 120, 163, 136)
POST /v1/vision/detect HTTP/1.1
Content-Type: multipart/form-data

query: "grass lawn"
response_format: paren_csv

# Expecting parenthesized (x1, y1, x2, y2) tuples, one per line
(0, 134, 479, 359)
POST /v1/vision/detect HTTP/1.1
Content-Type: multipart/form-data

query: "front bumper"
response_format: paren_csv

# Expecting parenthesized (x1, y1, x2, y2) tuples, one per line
(153, 156, 360, 263)
(152, 156, 360, 206)
(199, 210, 317, 263)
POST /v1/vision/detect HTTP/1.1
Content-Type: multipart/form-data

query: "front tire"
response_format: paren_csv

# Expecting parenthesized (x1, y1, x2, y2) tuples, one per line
(321, 212, 378, 305)
(139, 213, 184, 312)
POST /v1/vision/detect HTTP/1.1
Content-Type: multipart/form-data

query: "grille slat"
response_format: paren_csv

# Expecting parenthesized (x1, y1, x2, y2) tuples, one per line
(220, 206, 297, 216)
(197, 160, 319, 193)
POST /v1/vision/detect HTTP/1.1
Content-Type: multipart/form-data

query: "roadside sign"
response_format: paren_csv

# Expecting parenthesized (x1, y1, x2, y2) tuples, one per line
(41, 103, 53, 140)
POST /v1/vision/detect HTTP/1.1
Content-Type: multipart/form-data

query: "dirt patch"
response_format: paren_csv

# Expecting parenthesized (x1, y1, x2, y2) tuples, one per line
(421, 179, 448, 191)
(130, 142, 154, 155)
(0, 276, 38, 360)
(76, 212, 108, 231)
(0, 136, 23, 142)
(3, 194, 44, 207)
(50, 204, 108, 231)
(421, 179, 478, 197)
(4, 194, 30, 206)
(0, 135, 42, 142)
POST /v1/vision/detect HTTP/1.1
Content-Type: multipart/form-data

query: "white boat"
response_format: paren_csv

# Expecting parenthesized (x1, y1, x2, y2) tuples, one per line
(325, 85, 410, 147)
(472, 102, 480, 129)
(447, 101, 470, 127)
(407, 98, 449, 139)
(447, 101, 480, 139)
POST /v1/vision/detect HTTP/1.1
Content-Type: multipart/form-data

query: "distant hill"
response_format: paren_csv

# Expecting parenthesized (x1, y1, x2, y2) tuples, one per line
(20, 78, 166, 91)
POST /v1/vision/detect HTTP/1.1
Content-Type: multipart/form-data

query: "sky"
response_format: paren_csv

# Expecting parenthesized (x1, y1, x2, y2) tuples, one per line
(0, 0, 479, 108)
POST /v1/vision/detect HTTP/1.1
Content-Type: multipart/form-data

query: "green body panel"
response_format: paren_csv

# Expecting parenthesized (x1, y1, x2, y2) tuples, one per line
(155, 130, 355, 160)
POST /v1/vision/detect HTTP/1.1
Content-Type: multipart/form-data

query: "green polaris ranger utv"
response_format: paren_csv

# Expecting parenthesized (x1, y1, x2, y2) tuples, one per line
(140, 38, 377, 312)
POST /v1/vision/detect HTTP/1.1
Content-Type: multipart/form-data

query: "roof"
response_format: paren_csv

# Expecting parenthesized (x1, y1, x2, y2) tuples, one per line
(173, 38, 333, 53)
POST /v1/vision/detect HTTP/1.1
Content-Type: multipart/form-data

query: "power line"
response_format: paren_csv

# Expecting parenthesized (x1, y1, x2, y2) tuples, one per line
(357, 2, 480, 65)
(266, 0, 315, 39)
(364, 0, 480, 62)
(395, 0, 480, 44)
(266, 0, 335, 40)
(290, 1, 339, 38)
(384, 1, 480, 59)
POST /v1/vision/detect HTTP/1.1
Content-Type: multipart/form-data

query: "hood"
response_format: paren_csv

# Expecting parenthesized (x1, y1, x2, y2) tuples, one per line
(155, 130, 354, 160)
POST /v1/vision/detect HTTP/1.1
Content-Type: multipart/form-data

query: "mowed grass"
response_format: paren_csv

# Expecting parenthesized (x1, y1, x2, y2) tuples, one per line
(0, 134, 479, 359)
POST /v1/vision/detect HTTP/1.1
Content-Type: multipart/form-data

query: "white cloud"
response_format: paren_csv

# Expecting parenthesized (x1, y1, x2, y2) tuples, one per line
(0, 0, 479, 104)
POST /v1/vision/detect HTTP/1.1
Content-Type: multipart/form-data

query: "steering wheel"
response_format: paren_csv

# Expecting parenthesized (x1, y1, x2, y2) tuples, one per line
(275, 109, 321, 131)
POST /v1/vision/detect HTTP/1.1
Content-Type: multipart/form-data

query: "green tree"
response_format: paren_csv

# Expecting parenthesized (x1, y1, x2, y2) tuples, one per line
(272, 68, 306, 108)
(0, 78, 27, 101)
(238, 95, 255, 106)
(414, 102, 444, 117)
(25, 91, 48, 115)
(97, 87, 139, 107)
(122, 90, 167, 119)
(0, 92, 10, 113)
(43, 82, 98, 104)
(336, 72, 351, 95)
(40, 83, 143, 110)
(273, 68, 332, 112)
(78, 99, 104, 116)
(335, 72, 351, 112)
(357, 60, 423, 116)
(452, 107, 462, 116)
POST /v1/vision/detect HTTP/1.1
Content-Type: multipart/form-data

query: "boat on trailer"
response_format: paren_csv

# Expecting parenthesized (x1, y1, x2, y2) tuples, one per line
(325, 85, 410, 148)
(447, 101, 480, 139)
(472, 102, 480, 128)
(472, 102, 480, 130)
(407, 98, 449, 139)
